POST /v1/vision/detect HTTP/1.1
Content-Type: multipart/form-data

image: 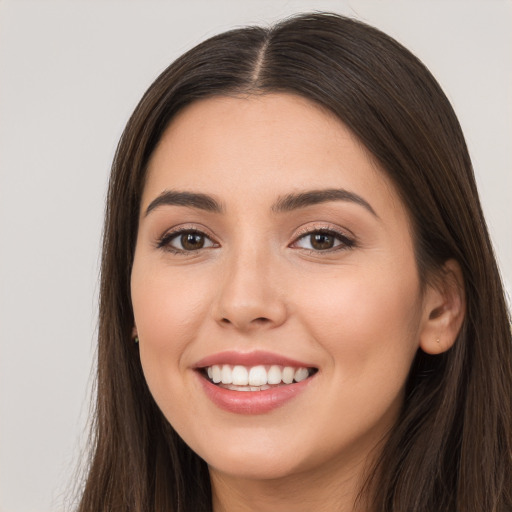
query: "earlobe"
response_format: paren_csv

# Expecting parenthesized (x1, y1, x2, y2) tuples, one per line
(419, 259, 466, 355)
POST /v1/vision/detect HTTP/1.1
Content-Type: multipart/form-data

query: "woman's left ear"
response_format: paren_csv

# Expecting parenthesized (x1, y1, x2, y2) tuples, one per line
(419, 259, 466, 355)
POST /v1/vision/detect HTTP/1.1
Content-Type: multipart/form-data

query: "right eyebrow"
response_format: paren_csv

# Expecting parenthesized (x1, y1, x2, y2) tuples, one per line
(144, 190, 223, 217)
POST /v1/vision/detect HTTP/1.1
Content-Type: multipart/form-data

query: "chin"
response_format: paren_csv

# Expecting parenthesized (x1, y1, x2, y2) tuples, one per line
(190, 431, 309, 481)
(207, 452, 306, 482)
(206, 434, 355, 486)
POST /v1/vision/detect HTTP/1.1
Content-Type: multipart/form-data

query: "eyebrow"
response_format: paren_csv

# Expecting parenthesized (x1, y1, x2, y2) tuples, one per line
(272, 188, 378, 217)
(145, 190, 223, 216)
(144, 187, 377, 218)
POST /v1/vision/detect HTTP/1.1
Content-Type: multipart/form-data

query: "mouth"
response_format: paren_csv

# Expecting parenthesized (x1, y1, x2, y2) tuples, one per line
(199, 364, 318, 392)
(194, 352, 318, 414)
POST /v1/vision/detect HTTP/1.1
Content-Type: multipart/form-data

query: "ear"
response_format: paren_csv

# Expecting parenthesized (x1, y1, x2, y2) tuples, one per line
(419, 259, 466, 355)
(132, 326, 138, 339)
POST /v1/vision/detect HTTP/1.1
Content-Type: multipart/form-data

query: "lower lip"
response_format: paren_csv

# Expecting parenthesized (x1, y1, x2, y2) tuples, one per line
(197, 372, 315, 415)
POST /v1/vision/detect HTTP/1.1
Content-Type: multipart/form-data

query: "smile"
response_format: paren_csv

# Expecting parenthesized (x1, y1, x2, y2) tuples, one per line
(203, 364, 316, 391)
(194, 352, 318, 414)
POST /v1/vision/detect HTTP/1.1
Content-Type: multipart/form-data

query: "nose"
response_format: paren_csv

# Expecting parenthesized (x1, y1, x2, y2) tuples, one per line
(212, 247, 287, 332)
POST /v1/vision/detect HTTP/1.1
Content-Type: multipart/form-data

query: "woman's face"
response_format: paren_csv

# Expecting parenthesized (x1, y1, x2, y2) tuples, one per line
(131, 93, 428, 481)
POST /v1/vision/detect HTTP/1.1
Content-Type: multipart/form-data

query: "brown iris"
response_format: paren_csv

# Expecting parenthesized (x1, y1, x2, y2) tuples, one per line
(180, 232, 205, 250)
(310, 233, 336, 250)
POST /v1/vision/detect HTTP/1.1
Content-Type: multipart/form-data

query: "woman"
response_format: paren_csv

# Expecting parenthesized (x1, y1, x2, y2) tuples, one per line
(78, 12, 512, 511)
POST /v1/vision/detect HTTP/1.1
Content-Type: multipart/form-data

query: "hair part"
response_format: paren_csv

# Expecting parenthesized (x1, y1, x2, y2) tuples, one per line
(78, 12, 512, 511)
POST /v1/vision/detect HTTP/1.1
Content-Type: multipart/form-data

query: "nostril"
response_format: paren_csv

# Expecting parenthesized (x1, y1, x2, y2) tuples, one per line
(253, 317, 270, 324)
(220, 316, 271, 327)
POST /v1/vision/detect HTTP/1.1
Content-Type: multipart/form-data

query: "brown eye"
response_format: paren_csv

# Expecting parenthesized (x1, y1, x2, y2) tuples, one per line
(310, 233, 335, 250)
(158, 230, 216, 253)
(293, 229, 354, 252)
(180, 232, 205, 250)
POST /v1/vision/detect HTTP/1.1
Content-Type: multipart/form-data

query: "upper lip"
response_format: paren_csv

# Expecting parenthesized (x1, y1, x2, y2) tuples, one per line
(193, 350, 316, 369)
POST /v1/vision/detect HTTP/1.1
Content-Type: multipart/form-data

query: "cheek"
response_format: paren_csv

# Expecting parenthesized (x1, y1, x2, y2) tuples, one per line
(295, 260, 422, 379)
(288, 263, 423, 451)
(132, 257, 214, 336)
(130, 264, 216, 430)
(130, 263, 212, 387)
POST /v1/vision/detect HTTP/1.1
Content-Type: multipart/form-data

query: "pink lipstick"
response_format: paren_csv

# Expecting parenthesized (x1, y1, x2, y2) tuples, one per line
(194, 350, 317, 414)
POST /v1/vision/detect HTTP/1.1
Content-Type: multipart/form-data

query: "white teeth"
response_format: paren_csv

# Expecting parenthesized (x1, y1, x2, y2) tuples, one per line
(221, 365, 232, 384)
(224, 384, 271, 391)
(282, 366, 295, 384)
(211, 365, 222, 383)
(294, 367, 309, 382)
(267, 365, 282, 385)
(204, 364, 314, 388)
(248, 365, 267, 386)
(232, 365, 249, 385)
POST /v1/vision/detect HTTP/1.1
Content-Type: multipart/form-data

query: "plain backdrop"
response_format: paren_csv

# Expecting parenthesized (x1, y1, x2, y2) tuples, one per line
(0, 1, 510, 511)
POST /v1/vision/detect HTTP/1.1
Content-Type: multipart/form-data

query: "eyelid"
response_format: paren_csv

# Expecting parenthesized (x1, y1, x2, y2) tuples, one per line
(155, 224, 219, 253)
(154, 222, 355, 254)
(293, 222, 355, 240)
(290, 223, 356, 251)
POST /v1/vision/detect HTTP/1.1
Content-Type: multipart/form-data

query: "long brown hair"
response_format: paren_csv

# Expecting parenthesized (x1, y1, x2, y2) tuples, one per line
(77, 12, 512, 511)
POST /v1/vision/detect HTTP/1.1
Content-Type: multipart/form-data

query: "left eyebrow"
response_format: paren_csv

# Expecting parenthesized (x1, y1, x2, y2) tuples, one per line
(272, 188, 378, 218)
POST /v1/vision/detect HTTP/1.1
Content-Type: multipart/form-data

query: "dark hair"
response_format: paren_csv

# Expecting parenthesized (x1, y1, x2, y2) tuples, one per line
(78, 12, 512, 511)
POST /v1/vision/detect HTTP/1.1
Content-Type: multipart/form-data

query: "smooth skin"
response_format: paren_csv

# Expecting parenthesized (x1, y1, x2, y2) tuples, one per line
(130, 94, 465, 512)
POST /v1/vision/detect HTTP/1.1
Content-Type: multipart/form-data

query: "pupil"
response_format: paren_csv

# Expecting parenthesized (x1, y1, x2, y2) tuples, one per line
(181, 233, 204, 250)
(311, 233, 334, 250)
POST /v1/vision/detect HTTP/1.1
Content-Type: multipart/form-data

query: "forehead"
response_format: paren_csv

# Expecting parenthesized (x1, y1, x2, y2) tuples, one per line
(143, 93, 402, 216)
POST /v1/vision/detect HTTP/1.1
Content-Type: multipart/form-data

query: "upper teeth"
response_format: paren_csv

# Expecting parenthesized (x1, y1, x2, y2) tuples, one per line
(205, 364, 311, 386)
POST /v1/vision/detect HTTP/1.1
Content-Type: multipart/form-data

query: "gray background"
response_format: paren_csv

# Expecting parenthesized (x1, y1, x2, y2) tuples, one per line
(1, 1, 510, 510)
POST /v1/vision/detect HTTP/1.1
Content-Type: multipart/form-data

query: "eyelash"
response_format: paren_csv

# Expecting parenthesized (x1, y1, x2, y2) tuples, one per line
(156, 228, 217, 255)
(291, 227, 355, 253)
(156, 226, 355, 255)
